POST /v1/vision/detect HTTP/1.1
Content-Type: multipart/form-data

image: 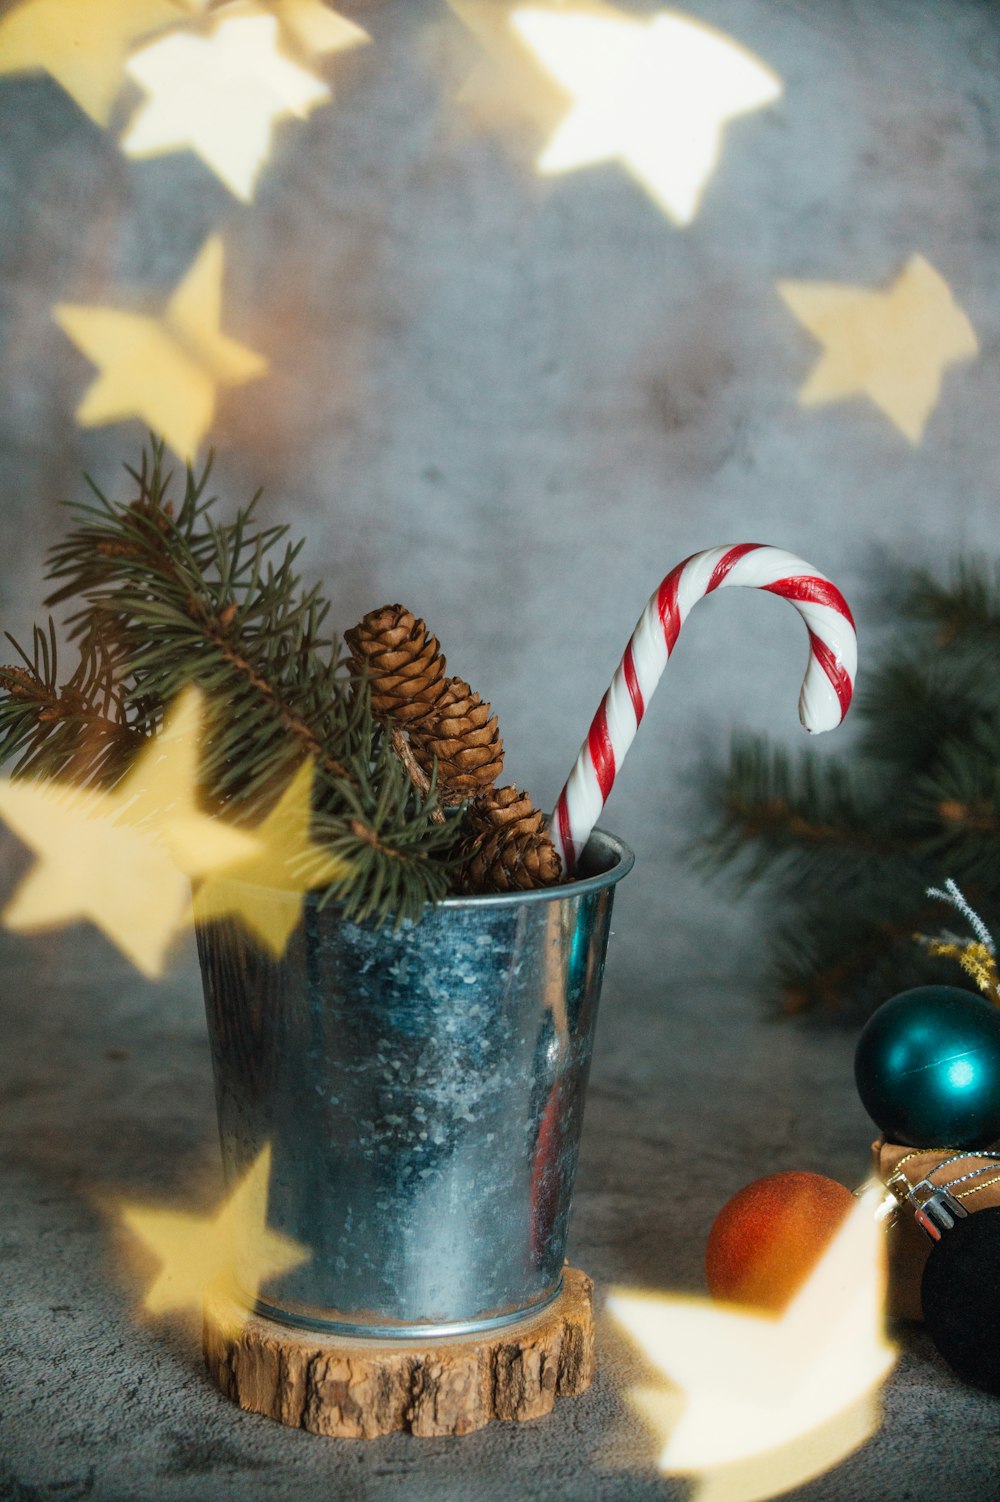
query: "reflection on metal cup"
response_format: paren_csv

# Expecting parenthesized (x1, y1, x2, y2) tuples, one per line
(196, 828, 634, 1339)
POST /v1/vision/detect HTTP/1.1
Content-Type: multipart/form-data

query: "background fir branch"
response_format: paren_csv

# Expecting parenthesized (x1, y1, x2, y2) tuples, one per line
(855, 653, 996, 772)
(691, 735, 905, 893)
(912, 725, 1000, 884)
(769, 896, 963, 1019)
(695, 558, 1000, 1021)
(907, 558, 1000, 645)
(0, 440, 461, 927)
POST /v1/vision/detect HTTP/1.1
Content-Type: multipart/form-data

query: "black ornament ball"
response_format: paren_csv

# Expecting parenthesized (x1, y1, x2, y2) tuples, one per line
(921, 1207, 1000, 1395)
(854, 986, 1000, 1149)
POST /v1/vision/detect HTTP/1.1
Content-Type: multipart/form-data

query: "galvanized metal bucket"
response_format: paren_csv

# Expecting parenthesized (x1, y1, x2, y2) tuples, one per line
(196, 828, 634, 1340)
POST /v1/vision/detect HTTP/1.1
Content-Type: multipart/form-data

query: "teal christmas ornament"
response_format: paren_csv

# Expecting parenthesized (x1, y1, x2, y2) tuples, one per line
(854, 986, 1000, 1149)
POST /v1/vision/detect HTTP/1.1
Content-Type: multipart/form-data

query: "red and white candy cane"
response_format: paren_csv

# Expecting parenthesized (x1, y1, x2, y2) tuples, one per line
(551, 543, 857, 875)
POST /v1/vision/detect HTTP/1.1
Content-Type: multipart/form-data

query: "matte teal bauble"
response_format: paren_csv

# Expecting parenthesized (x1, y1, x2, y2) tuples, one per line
(854, 986, 1000, 1149)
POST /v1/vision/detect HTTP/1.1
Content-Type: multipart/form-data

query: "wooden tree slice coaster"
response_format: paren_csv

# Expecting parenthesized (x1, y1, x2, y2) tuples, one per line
(203, 1267, 595, 1438)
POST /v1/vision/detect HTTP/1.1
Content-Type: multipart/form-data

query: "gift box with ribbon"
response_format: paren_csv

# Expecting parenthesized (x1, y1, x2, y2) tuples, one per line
(873, 1137, 1000, 1321)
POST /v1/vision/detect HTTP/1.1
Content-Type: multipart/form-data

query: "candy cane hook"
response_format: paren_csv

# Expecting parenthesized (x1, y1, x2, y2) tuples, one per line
(551, 543, 857, 875)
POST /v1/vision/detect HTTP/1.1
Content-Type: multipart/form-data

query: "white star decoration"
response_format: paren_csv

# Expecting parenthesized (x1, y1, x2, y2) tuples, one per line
(607, 1187, 895, 1502)
(121, 11, 331, 200)
(510, 5, 782, 224)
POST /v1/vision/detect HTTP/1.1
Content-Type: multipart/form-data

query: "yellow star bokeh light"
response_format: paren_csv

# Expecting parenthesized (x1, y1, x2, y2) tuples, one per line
(53, 235, 268, 462)
(778, 254, 979, 443)
(235, 0, 370, 62)
(193, 758, 352, 959)
(504, 3, 782, 224)
(120, 10, 333, 200)
(0, 0, 205, 126)
(122, 1143, 310, 1337)
(0, 686, 258, 977)
(607, 1186, 894, 1502)
(448, 0, 575, 139)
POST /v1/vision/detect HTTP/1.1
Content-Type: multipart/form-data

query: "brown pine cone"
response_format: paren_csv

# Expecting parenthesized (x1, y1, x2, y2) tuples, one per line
(410, 676, 504, 804)
(344, 605, 448, 726)
(457, 785, 563, 893)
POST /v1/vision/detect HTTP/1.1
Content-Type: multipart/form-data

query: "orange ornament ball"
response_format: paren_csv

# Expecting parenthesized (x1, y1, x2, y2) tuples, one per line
(705, 1171, 855, 1313)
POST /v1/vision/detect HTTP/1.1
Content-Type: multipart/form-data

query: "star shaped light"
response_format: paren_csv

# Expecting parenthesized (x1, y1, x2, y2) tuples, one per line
(121, 11, 332, 200)
(0, 687, 258, 977)
(53, 235, 268, 461)
(121, 1143, 310, 1336)
(777, 254, 979, 443)
(448, 0, 573, 138)
(247, 0, 369, 61)
(193, 758, 352, 959)
(506, 4, 782, 224)
(194, 0, 370, 63)
(607, 1187, 894, 1502)
(0, 0, 204, 126)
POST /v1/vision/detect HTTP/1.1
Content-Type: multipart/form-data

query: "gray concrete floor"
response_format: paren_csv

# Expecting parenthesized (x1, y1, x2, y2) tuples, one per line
(2, 0, 1000, 1496)
(4, 859, 1000, 1501)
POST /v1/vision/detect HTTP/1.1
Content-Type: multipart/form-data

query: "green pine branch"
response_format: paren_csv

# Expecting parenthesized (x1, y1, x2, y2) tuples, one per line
(691, 735, 906, 890)
(0, 616, 145, 784)
(768, 897, 963, 1020)
(0, 439, 460, 928)
(907, 558, 1000, 644)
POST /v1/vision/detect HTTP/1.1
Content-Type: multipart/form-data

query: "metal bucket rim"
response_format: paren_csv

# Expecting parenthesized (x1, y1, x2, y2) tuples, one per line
(200, 828, 634, 915)
(435, 826, 634, 909)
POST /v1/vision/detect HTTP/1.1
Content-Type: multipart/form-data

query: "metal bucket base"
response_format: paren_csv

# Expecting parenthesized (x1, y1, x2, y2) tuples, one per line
(203, 1266, 596, 1438)
(248, 1277, 564, 1341)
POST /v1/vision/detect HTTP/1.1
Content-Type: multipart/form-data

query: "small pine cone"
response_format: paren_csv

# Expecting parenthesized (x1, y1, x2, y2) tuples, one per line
(345, 604, 448, 726)
(458, 785, 563, 893)
(411, 677, 504, 804)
